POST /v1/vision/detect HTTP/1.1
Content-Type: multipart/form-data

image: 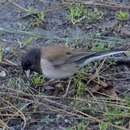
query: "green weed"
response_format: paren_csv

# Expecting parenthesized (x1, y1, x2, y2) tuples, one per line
(99, 122, 108, 130)
(25, 7, 45, 27)
(90, 42, 109, 52)
(86, 8, 104, 23)
(67, 5, 103, 24)
(115, 11, 129, 21)
(104, 107, 128, 125)
(31, 11, 45, 27)
(67, 4, 85, 24)
(18, 37, 38, 47)
(31, 73, 45, 86)
(74, 70, 86, 97)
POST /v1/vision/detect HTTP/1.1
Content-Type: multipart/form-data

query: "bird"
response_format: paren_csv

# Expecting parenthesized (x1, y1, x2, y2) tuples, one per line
(21, 45, 129, 79)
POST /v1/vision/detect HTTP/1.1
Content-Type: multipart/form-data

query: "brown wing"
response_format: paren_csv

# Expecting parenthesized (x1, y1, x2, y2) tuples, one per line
(41, 46, 96, 66)
(41, 46, 72, 65)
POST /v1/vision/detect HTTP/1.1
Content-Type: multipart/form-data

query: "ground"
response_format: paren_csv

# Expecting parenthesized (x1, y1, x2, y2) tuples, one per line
(0, 0, 130, 130)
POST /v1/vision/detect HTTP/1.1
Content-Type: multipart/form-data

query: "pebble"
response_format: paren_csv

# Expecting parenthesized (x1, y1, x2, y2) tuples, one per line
(0, 71, 6, 77)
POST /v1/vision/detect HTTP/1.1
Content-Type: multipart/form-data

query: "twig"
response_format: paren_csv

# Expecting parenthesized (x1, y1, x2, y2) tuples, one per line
(87, 58, 106, 84)
(0, 97, 27, 128)
(62, 78, 72, 98)
(64, 0, 130, 10)
(0, 27, 42, 37)
(8, 0, 28, 12)
(2, 59, 19, 66)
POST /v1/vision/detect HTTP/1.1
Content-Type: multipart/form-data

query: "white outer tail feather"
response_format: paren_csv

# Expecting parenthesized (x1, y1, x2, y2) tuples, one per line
(81, 51, 129, 67)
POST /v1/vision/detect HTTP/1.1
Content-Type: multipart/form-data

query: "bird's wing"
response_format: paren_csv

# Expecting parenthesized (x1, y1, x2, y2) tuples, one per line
(63, 51, 98, 65)
(41, 46, 73, 66)
(52, 51, 97, 66)
(41, 46, 96, 66)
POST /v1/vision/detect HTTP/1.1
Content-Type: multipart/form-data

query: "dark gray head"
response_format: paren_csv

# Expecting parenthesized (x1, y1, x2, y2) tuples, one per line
(21, 48, 42, 73)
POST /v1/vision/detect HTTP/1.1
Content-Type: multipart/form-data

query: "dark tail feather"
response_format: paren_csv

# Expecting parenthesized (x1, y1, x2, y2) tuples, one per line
(79, 50, 129, 67)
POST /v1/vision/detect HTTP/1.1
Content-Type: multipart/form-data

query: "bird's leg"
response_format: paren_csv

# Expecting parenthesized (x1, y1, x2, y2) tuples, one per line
(62, 78, 72, 98)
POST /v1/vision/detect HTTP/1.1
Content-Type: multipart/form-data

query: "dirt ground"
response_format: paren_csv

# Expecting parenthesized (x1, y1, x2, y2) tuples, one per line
(1, 0, 130, 130)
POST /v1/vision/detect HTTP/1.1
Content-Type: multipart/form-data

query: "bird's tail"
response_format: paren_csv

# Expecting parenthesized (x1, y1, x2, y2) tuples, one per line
(80, 50, 130, 67)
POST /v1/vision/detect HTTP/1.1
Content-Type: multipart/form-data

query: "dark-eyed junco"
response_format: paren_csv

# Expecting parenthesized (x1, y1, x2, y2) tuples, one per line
(21, 45, 129, 79)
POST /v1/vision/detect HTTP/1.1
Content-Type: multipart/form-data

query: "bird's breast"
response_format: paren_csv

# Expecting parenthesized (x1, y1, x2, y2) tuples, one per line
(40, 59, 79, 79)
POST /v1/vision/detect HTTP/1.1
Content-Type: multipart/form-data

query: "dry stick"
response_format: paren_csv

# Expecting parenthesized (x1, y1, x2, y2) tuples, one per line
(2, 59, 19, 66)
(95, 91, 127, 106)
(87, 58, 106, 84)
(0, 86, 129, 109)
(0, 88, 129, 130)
(52, 82, 127, 126)
(64, 0, 130, 10)
(0, 119, 9, 130)
(24, 109, 130, 118)
(1, 90, 128, 130)
(101, 75, 130, 81)
(62, 78, 72, 98)
(9, 93, 130, 130)
(0, 90, 127, 108)
(0, 60, 18, 67)
(0, 27, 42, 38)
(84, 2, 129, 9)
(0, 86, 128, 105)
(43, 79, 66, 86)
(8, 0, 65, 13)
(103, 72, 130, 77)
(8, 0, 28, 12)
(0, 97, 27, 129)
(75, 109, 128, 130)
(0, 91, 129, 114)
(0, 92, 83, 119)
(21, 103, 130, 116)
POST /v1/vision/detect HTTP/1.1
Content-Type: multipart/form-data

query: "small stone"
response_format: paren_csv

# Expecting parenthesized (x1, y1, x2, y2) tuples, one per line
(0, 71, 6, 77)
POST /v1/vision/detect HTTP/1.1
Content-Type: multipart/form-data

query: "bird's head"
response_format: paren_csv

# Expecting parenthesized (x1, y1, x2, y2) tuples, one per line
(21, 48, 42, 75)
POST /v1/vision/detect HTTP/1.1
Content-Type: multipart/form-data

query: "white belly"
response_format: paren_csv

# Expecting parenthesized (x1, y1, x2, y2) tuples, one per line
(40, 59, 78, 79)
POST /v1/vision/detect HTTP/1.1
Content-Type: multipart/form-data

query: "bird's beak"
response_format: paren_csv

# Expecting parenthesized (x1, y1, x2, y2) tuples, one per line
(25, 70, 30, 78)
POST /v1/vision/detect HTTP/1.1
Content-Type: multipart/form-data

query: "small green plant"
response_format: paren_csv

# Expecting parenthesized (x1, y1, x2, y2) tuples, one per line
(31, 73, 45, 86)
(104, 107, 127, 125)
(115, 11, 129, 21)
(26, 7, 44, 19)
(67, 4, 85, 24)
(31, 11, 45, 27)
(25, 7, 45, 27)
(90, 43, 109, 52)
(74, 70, 86, 97)
(99, 122, 108, 130)
(18, 37, 38, 47)
(86, 8, 104, 23)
